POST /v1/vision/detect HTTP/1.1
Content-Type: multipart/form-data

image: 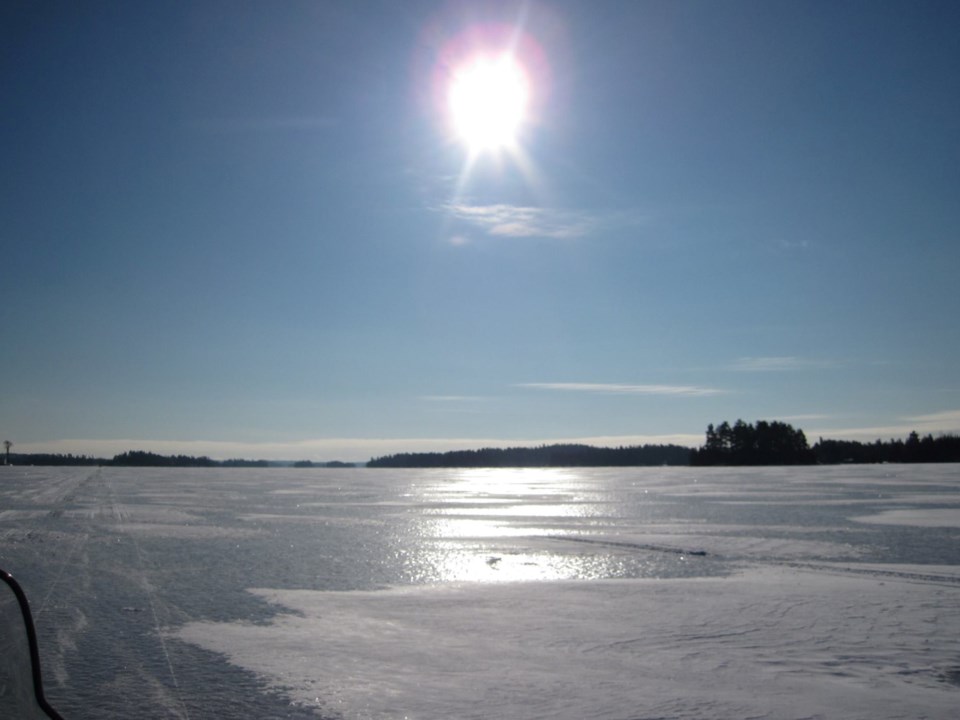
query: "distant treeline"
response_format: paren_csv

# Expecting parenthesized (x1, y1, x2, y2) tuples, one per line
(5, 426, 960, 468)
(813, 432, 960, 464)
(691, 420, 960, 466)
(111, 451, 221, 467)
(367, 443, 693, 468)
(370, 424, 960, 468)
(3, 453, 105, 466)
(3, 450, 353, 468)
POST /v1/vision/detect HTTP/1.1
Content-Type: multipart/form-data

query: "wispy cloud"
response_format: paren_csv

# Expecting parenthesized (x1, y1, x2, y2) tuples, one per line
(808, 409, 960, 443)
(774, 238, 810, 251)
(445, 203, 593, 239)
(903, 409, 960, 427)
(777, 414, 833, 422)
(728, 356, 835, 372)
(418, 395, 490, 415)
(517, 382, 726, 397)
(420, 395, 487, 403)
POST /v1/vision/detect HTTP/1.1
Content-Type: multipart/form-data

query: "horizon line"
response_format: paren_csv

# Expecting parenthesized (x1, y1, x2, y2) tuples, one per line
(10, 422, 960, 463)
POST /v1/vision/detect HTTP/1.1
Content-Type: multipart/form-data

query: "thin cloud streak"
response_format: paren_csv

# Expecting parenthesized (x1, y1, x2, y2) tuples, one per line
(728, 356, 835, 372)
(904, 409, 960, 425)
(808, 409, 960, 443)
(518, 382, 727, 397)
(777, 414, 833, 422)
(445, 203, 592, 239)
(420, 395, 487, 402)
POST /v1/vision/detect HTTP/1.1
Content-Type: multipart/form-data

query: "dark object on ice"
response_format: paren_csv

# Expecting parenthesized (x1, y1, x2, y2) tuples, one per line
(938, 665, 960, 687)
(558, 535, 708, 557)
(0, 568, 65, 719)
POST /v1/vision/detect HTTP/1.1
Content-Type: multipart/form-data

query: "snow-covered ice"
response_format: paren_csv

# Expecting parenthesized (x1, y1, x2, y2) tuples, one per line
(1, 464, 958, 719)
(179, 565, 960, 720)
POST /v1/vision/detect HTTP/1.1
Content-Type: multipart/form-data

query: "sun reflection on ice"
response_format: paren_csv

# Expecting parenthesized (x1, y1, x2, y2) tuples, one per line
(404, 468, 624, 583)
(409, 541, 639, 584)
(417, 467, 584, 501)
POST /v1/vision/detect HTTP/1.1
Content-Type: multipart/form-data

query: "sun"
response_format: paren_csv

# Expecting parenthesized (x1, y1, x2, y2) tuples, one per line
(448, 53, 529, 153)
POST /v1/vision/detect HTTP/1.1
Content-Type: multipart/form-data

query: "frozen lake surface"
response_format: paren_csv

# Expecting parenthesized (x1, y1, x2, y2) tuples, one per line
(1, 464, 958, 719)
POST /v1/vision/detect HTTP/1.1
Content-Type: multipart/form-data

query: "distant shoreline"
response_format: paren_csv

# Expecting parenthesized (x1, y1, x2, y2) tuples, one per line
(4, 429, 959, 468)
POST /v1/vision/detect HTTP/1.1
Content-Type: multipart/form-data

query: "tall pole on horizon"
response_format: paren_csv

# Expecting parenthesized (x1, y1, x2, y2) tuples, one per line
(3, 440, 11, 466)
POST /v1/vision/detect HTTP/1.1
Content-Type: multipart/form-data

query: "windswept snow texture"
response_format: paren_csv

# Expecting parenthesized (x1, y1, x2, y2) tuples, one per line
(1, 464, 958, 719)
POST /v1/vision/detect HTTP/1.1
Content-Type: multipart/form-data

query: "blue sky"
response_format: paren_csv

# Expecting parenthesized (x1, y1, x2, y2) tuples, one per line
(3, 0, 959, 461)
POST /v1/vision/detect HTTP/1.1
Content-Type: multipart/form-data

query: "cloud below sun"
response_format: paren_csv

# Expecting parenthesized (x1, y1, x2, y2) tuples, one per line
(728, 356, 837, 372)
(518, 382, 727, 397)
(446, 203, 592, 240)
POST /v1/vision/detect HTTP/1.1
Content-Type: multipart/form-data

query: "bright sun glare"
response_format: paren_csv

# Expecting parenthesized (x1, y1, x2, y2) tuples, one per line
(448, 54, 529, 153)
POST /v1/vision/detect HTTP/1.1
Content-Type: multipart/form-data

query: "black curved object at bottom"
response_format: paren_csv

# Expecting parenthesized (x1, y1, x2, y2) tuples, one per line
(0, 568, 65, 720)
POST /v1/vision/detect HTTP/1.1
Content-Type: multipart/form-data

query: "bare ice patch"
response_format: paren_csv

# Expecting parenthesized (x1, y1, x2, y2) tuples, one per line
(176, 566, 960, 720)
(112, 522, 262, 539)
(851, 508, 960, 527)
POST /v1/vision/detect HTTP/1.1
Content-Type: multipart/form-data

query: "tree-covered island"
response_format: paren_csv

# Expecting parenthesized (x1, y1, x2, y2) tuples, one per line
(690, 420, 815, 466)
